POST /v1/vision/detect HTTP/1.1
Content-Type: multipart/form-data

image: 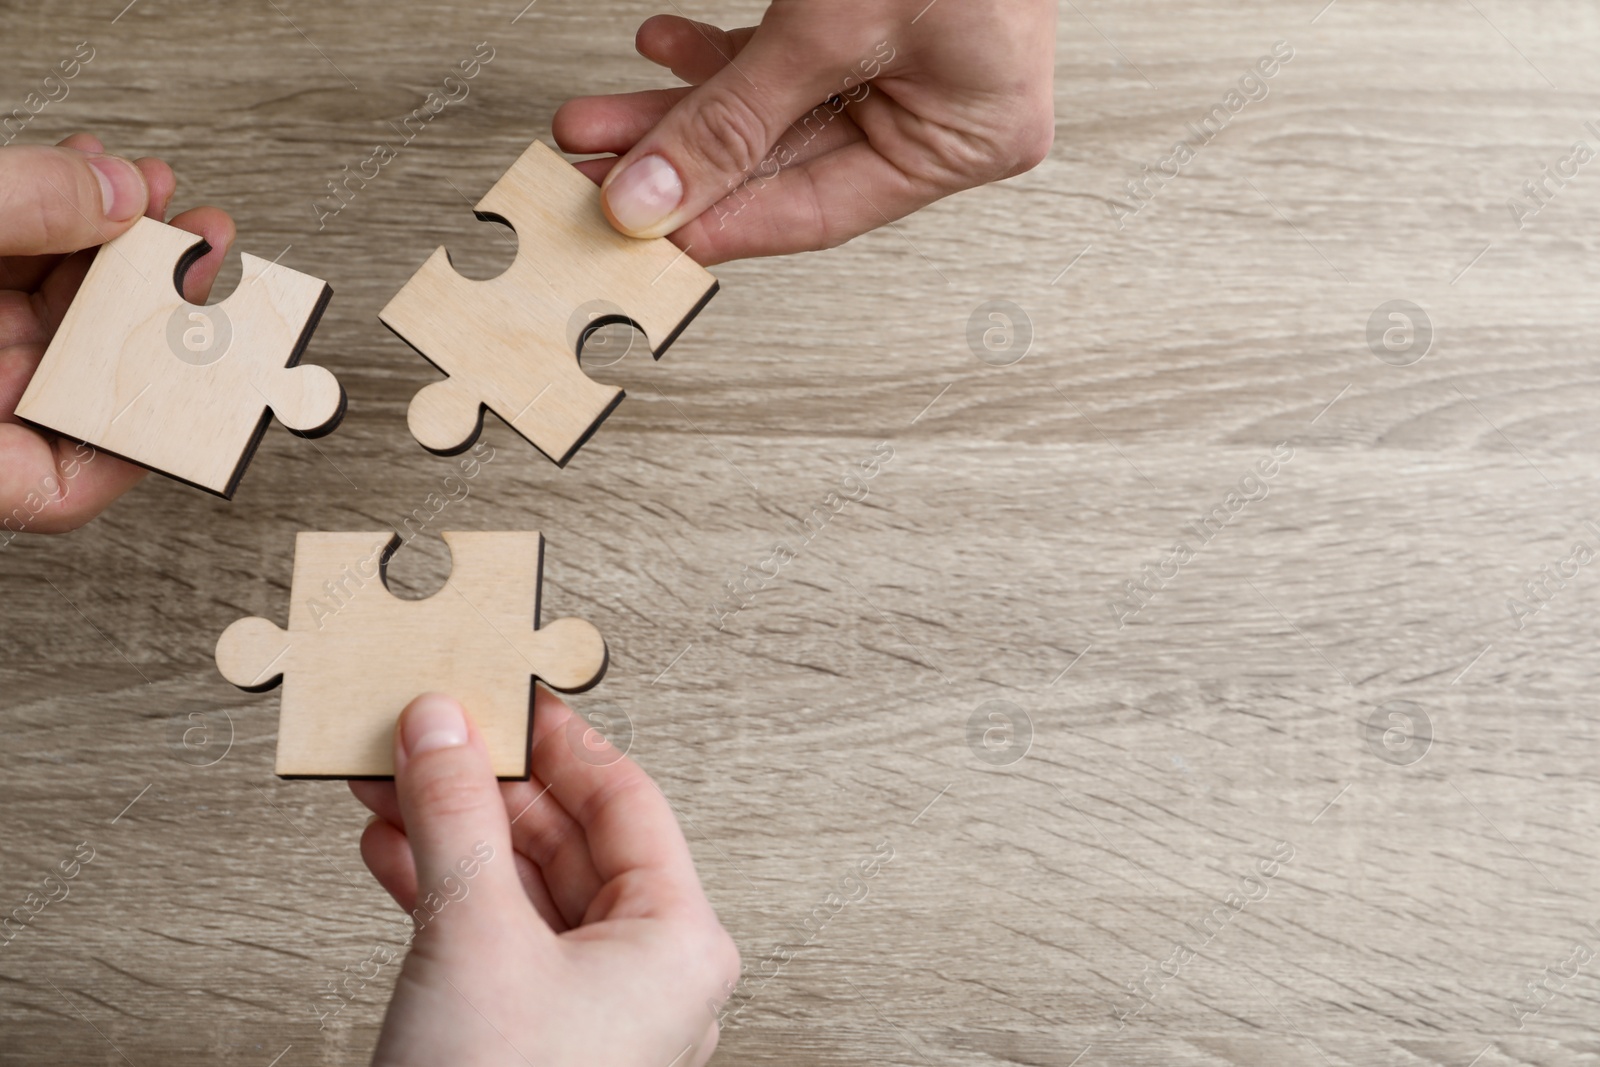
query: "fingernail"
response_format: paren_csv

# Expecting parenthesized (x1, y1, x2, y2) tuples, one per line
(88, 155, 145, 221)
(402, 693, 468, 756)
(603, 154, 682, 235)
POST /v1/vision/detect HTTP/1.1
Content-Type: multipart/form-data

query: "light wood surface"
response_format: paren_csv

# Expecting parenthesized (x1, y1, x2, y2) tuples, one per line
(215, 529, 607, 778)
(16, 215, 342, 497)
(3, 1, 1600, 1065)
(381, 139, 718, 465)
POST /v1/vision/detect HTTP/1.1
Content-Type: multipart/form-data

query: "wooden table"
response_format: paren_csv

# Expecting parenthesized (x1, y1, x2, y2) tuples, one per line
(3, 1, 1597, 1063)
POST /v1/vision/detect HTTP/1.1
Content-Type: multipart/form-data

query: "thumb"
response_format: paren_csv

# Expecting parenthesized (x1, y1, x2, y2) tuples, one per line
(391, 693, 523, 917)
(600, 23, 851, 238)
(0, 145, 150, 256)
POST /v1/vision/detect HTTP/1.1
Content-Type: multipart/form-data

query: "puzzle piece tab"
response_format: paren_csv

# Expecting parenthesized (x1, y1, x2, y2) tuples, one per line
(16, 216, 343, 497)
(379, 141, 717, 466)
(215, 530, 608, 778)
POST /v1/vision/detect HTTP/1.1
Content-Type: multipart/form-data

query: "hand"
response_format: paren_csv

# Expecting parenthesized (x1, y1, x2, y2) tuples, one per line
(349, 690, 740, 1067)
(552, 1, 1056, 264)
(0, 134, 234, 534)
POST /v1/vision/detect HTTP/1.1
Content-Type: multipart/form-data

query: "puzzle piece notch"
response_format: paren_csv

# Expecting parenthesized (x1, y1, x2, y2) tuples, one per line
(380, 141, 717, 465)
(15, 216, 343, 497)
(215, 530, 608, 779)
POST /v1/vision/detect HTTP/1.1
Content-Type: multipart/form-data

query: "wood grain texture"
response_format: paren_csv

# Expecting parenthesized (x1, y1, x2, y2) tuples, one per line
(215, 529, 607, 778)
(3, 0, 1600, 1065)
(16, 215, 342, 496)
(380, 139, 717, 465)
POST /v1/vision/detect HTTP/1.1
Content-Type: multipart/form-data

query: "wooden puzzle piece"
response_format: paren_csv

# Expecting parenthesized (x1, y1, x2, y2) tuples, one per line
(379, 140, 717, 466)
(215, 530, 607, 778)
(16, 216, 343, 498)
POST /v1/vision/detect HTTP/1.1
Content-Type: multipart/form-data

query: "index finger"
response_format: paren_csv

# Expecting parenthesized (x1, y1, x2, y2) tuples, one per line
(529, 687, 705, 902)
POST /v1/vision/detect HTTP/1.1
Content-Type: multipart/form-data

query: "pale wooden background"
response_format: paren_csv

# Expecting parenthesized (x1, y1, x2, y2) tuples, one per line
(3, 0, 1599, 1063)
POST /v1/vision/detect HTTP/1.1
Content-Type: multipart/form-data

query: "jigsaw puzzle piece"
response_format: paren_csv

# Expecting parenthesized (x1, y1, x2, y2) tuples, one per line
(477, 142, 716, 352)
(215, 530, 609, 779)
(396, 267, 621, 458)
(379, 141, 717, 466)
(15, 216, 342, 497)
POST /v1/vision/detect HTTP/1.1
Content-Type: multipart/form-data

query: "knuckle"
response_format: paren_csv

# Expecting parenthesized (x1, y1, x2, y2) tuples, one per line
(914, 100, 1056, 188)
(513, 809, 570, 868)
(681, 89, 772, 180)
(1004, 112, 1055, 176)
(711, 928, 742, 987)
(778, 164, 866, 256)
(793, 168, 842, 253)
(678, 915, 741, 992)
(907, 128, 1005, 189)
(407, 765, 491, 820)
(575, 770, 651, 831)
(34, 198, 65, 250)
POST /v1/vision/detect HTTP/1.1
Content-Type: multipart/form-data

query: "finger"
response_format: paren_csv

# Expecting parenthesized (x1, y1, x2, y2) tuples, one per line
(57, 133, 103, 155)
(360, 773, 586, 930)
(673, 139, 932, 266)
(350, 778, 403, 827)
(529, 688, 703, 904)
(0, 341, 46, 423)
(572, 157, 616, 186)
(551, 18, 757, 164)
(44, 438, 144, 528)
(0, 145, 150, 256)
(599, 18, 861, 238)
(361, 807, 564, 929)
(34, 205, 234, 335)
(0, 290, 46, 349)
(391, 693, 534, 921)
(690, 1019, 722, 1067)
(0, 136, 141, 291)
(558, 88, 859, 181)
(554, 87, 691, 157)
(360, 816, 419, 911)
(135, 157, 176, 221)
(634, 15, 757, 85)
(0, 332, 146, 534)
(500, 771, 602, 929)
(165, 205, 235, 303)
(3, 137, 113, 289)
(0, 420, 141, 534)
(0, 251, 59, 292)
(0, 155, 175, 294)
(509, 849, 570, 931)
